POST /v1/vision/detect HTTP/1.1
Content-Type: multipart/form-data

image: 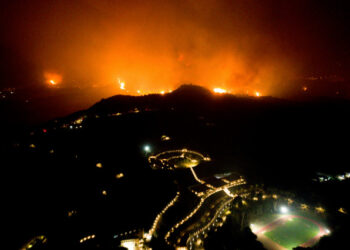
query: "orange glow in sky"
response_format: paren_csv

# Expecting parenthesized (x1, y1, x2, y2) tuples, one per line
(2, 0, 348, 105)
(27, 1, 300, 100)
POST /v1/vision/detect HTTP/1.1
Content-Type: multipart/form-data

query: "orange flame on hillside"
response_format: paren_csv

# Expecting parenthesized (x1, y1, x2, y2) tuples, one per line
(44, 72, 62, 86)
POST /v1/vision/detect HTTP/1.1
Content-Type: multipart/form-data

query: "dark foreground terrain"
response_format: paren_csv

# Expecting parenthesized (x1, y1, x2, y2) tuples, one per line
(2, 85, 350, 249)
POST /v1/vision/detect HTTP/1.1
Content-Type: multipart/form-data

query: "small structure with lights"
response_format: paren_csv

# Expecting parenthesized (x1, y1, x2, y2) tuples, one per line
(148, 149, 210, 170)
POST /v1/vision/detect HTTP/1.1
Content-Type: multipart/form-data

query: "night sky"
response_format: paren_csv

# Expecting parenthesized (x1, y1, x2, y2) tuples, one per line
(1, 0, 350, 117)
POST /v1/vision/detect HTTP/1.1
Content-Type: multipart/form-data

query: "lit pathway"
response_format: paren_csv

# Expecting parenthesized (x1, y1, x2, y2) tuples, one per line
(190, 167, 205, 184)
(186, 197, 233, 249)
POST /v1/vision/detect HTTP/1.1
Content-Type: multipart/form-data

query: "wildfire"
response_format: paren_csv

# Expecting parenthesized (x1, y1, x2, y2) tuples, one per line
(120, 82, 125, 90)
(255, 91, 260, 97)
(213, 88, 227, 94)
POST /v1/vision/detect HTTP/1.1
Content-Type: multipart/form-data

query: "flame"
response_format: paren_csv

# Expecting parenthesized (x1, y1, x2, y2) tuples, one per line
(44, 72, 62, 86)
(213, 88, 227, 94)
(9, 1, 305, 101)
(255, 91, 260, 97)
(119, 82, 125, 90)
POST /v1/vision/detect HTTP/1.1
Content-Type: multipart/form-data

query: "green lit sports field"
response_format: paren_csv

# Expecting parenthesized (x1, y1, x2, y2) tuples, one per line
(264, 217, 320, 249)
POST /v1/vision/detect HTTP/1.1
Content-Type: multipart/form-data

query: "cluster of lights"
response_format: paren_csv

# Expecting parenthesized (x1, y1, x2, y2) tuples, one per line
(74, 117, 84, 125)
(165, 197, 206, 245)
(69, 124, 83, 130)
(20, 235, 47, 250)
(254, 194, 328, 215)
(54, 116, 88, 131)
(116, 173, 124, 179)
(0, 88, 15, 99)
(120, 238, 146, 250)
(316, 172, 350, 182)
(192, 177, 246, 197)
(149, 149, 211, 170)
(161, 135, 171, 141)
(148, 192, 181, 237)
(53, 107, 148, 133)
(107, 107, 142, 118)
(336, 173, 350, 181)
(187, 198, 233, 249)
(165, 178, 246, 246)
(149, 149, 245, 246)
(79, 234, 95, 243)
(114, 229, 138, 239)
(67, 210, 77, 217)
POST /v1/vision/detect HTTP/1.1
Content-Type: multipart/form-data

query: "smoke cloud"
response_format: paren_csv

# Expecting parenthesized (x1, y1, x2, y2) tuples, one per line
(1, 0, 349, 100)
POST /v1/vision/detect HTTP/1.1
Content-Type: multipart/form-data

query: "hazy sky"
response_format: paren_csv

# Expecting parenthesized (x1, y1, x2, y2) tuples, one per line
(1, 0, 349, 100)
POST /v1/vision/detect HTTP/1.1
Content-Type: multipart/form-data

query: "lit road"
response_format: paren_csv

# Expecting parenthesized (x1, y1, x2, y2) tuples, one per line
(186, 196, 234, 249)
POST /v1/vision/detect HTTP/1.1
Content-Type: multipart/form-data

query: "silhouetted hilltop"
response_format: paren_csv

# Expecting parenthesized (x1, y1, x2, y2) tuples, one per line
(87, 84, 288, 115)
(169, 84, 213, 98)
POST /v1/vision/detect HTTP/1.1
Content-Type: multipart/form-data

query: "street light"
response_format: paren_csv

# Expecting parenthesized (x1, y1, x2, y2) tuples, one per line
(144, 144, 151, 153)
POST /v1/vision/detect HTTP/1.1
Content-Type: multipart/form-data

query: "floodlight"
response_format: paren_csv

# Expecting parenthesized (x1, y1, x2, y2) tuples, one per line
(280, 206, 289, 214)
